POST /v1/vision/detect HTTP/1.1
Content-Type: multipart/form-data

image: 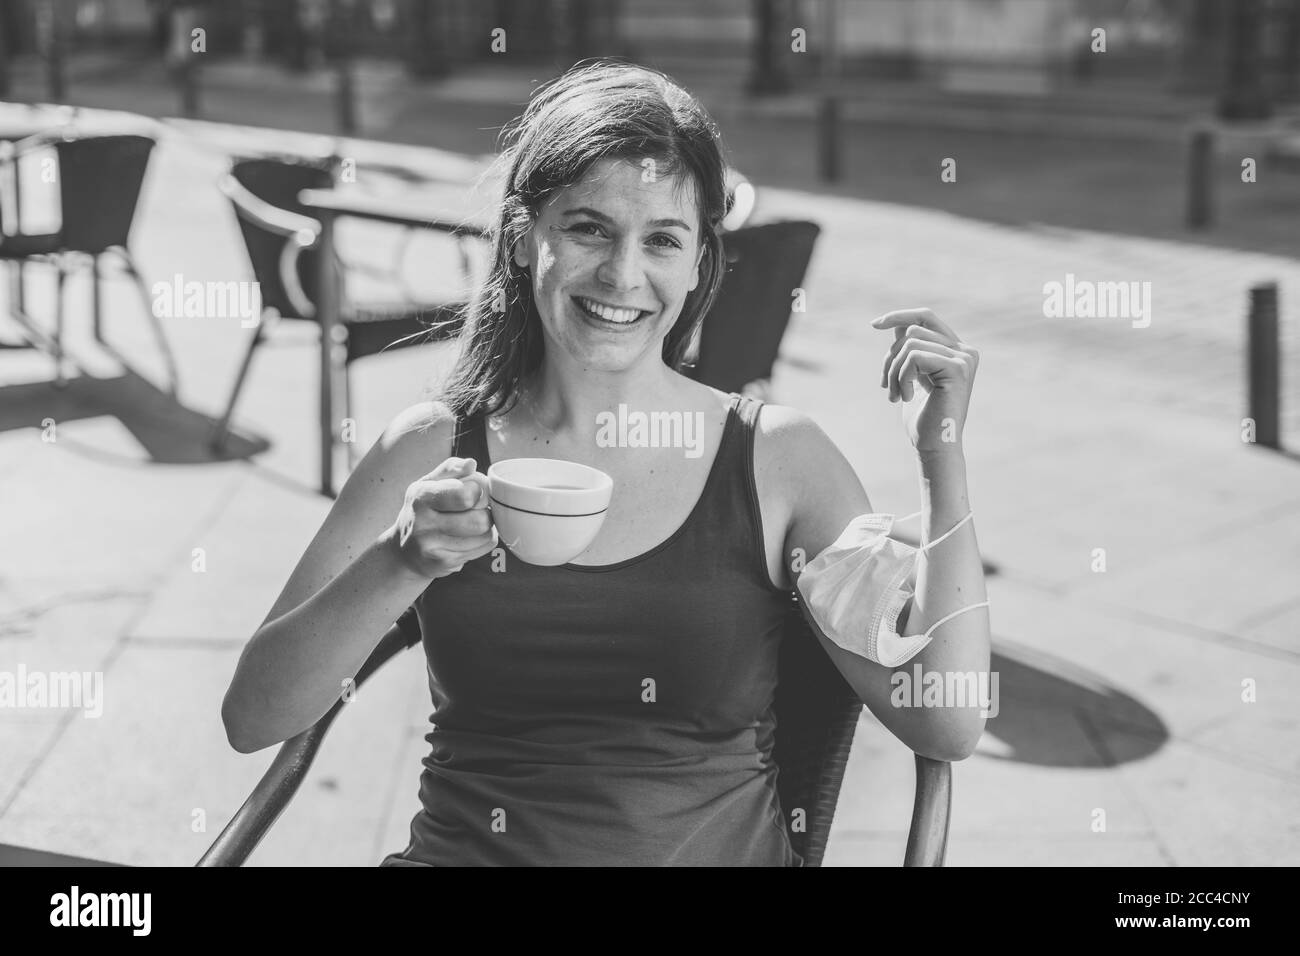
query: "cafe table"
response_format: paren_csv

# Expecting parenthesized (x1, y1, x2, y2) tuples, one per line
(297, 185, 492, 498)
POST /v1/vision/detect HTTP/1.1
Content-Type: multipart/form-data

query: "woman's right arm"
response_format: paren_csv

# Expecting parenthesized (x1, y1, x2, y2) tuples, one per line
(221, 401, 495, 753)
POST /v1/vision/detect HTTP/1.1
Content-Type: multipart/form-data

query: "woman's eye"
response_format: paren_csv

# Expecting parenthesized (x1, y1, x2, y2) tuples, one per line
(568, 223, 605, 237)
(648, 233, 683, 250)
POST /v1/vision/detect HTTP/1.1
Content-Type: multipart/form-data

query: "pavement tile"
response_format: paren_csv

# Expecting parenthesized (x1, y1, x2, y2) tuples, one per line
(0, 641, 428, 866)
(1068, 505, 1300, 647)
(1102, 732, 1300, 867)
(0, 595, 142, 809)
(128, 468, 331, 643)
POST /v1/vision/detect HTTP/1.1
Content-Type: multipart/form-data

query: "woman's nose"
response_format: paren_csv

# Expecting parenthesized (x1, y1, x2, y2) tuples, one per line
(595, 239, 643, 292)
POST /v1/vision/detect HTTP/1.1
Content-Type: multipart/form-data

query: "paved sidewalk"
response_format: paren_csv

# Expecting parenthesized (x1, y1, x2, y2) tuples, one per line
(0, 102, 1297, 865)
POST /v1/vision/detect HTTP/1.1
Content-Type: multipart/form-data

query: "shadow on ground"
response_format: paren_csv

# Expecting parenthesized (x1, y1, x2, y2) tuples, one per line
(984, 640, 1167, 767)
(0, 368, 267, 465)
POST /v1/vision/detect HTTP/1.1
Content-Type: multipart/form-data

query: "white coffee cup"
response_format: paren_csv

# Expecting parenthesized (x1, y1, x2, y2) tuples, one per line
(486, 458, 613, 566)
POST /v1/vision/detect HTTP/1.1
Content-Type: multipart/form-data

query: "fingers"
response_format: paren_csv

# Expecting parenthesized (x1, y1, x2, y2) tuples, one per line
(887, 339, 962, 402)
(395, 456, 500, 578)
(872, 307, 958, 343)
(880, 324, 950, 392)
(462, 471, 491, 510)
(430, 506, 495, 543)
(437, 527, 499, 557)
(417, 526, 499, 576)
(411, 457, 487, 512)
(423, 456, 477, 482)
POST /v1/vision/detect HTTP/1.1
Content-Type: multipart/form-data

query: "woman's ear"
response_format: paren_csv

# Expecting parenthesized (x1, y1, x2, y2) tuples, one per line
(512, 235, 530, 271)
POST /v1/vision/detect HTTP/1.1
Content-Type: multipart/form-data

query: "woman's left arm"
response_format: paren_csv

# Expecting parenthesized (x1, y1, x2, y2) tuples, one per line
(876, 307, 991, 755)
(771, 308, 989, 763)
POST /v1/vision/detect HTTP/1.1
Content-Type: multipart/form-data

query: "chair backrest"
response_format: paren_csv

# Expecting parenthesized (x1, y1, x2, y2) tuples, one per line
(54, 134, 155, 254)
(227, 156, 333, 320)
(772, 589, 863, 866)
(690, 220, 821, 393)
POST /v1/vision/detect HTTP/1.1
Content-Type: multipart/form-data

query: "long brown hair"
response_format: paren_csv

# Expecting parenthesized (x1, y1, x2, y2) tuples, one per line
(430, 59, 730, 421)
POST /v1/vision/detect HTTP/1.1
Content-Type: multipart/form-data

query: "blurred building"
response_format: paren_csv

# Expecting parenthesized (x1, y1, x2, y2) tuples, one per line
(2, 1, 1297, 108)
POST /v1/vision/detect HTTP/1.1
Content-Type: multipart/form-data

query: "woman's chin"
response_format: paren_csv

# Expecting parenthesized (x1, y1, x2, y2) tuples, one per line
(540, 308, 675, 369)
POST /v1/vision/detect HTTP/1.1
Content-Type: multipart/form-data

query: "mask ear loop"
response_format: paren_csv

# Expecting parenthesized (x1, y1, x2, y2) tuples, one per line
(895, 510, 990, 639)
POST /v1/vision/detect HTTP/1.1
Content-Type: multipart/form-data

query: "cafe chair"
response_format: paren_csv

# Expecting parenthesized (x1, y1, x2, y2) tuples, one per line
(0, 132, 178, 394)
(199, 590, 952, 867)
(685, 220, 821, 399)
(210, 155, 481, 465)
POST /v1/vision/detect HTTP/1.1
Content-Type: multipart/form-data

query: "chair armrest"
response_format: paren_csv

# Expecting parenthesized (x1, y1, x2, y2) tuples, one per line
(219, 172, 321, 242)
(197, 619, 420, 866)
(279, 230, 318, 320)
(904, 754, 951, 867)
(219, 172, 321, 320)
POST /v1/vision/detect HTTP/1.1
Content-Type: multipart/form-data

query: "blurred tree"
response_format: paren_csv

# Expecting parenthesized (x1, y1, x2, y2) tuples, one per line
(1280, 0, 1300, 99)
(36, 0, 65, 101)
(0, 6, 7, 98)
(326, 0, 356, 134)
(403, 0, 447, 77)
(747, 0, 790, 95)
(1219, 0, 1271, 119)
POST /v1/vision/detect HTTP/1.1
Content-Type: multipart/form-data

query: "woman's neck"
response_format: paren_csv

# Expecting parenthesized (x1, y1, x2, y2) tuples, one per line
(514, 358, 684, 446)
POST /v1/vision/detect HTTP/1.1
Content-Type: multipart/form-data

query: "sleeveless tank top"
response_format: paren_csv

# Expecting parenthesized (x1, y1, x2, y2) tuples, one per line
(380, 392, 800, 866)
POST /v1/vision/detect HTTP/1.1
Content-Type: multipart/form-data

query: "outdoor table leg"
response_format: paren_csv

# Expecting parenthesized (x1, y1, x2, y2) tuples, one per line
(318, 211, 340, 498)
(12, 147, 24, 315)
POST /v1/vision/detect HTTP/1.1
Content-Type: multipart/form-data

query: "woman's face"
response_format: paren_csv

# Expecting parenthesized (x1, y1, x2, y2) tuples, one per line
(514, 158, 703, 373)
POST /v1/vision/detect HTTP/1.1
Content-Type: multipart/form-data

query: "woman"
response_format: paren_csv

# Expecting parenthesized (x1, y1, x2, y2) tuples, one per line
(221, 60, 990, 866)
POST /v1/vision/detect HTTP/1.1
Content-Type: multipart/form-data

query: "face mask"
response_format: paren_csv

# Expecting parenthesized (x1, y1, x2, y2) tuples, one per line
(794, 511, 989, 668)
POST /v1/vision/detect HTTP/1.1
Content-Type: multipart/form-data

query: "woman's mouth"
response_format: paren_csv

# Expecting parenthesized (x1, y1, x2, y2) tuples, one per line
(572, 295, 652, 327)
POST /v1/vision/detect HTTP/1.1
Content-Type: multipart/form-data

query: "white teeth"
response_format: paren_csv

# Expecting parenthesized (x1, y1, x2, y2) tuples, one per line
(578, 297, 643, 324)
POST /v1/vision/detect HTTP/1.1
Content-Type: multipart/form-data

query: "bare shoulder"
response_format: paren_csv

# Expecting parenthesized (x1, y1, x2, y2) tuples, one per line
(384, 399, 457, 448)
(751, 402, 850, 492)
(370, 400, 457, 478)
(751, 403, 873, 570)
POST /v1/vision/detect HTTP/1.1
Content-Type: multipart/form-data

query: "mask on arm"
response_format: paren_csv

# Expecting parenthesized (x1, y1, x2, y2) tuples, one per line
(794, 511, 989, 668)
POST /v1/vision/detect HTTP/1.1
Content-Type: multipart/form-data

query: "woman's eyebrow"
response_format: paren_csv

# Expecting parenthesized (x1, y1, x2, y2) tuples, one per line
(560, 207, 693, 232)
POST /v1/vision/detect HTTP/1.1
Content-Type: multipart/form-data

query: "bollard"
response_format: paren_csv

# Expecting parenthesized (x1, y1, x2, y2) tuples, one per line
(336, 60, 356, 135)
(1247, 283, 1280, 450)
(180, 60, 199, 118)
(1187, 126, 1214, 229)
(818, 93, 840, 183)
(169, 6, 201, 118)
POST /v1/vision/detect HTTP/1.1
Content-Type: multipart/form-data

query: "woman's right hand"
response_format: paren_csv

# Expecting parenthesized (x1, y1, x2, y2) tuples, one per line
(385, 457, 497, 580)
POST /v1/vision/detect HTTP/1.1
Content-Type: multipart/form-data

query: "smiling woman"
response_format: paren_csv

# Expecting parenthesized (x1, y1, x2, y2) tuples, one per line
(434, 60, 729, 422)
(221, 58, 991, 868)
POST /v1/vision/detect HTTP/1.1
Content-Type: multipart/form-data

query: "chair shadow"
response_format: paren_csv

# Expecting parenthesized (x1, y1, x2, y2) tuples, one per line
(983, 639, 1168, 767)
(0, 366, 269, 467)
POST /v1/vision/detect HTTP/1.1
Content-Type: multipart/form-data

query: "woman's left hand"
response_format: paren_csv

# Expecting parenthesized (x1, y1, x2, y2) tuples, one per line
(873, 308, 979, 455)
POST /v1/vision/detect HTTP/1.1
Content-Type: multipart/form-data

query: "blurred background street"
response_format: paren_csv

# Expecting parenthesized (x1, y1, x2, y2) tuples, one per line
(0, 0, 1298, 866)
